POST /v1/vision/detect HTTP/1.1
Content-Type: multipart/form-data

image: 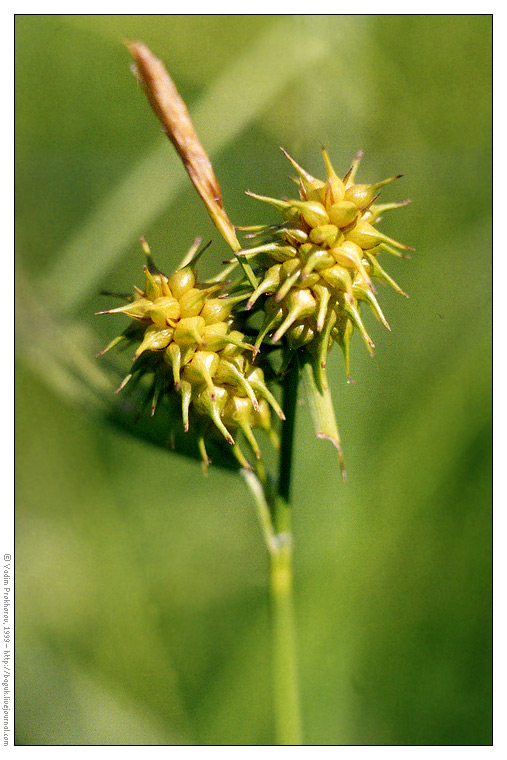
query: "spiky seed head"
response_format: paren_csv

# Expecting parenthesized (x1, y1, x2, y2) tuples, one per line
(241, 148, 412, 386)
(98, 238, 282, 468)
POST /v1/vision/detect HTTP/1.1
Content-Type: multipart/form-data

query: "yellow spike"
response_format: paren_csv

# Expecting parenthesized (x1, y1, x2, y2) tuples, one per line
(215, 360, 259, 411)
(116, 373, 132, 393)
(353, 285, 391, 330)
(364, 253, 409, 297)
(197, 435, 211, 474)
(272, 289, 316, 343)
(246, 367, 285, 421)
(321, 147, 346, 204)
(181, 380, 192, 432)
(96, 334, 125, 358)
(232, 442, 252, 470)
(165, 342, 182, 389)
(342, 295, 375, 356)
(343, 149, 364, 186)
(245, 190, 291, 212)
(275, 267, 302, 303)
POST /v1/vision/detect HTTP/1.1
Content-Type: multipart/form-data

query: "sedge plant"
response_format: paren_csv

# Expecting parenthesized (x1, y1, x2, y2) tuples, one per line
(97, 42, 412, 746)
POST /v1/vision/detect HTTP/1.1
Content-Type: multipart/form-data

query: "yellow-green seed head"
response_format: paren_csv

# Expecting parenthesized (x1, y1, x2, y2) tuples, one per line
(241, 147, 412, 384)
(97, 238, 283, 467)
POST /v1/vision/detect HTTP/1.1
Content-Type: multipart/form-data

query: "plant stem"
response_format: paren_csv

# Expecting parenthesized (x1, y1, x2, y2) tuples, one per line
(243, 356, 302, 745)
(271, 357, 302, 744)
(270, 495, 302, 745)
(279, 356, 299, 503)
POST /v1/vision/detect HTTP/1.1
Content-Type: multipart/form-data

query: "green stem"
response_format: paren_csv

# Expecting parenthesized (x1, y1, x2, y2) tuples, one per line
(270, 495, 302, 745)
(279, 357, 299, 503)
(241, 357, 302, 745)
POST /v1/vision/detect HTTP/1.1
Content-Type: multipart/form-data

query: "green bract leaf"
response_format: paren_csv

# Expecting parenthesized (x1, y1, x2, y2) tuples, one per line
(300, 357, 346, 480)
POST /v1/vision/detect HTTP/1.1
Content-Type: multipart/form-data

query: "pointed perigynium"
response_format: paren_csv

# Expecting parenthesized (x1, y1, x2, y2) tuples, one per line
(97, 238, 284, 469)
(239, 147, 412, 389)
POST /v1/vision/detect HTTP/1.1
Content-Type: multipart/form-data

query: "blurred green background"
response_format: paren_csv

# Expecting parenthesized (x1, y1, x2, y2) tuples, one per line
(15, 15, 492, 745)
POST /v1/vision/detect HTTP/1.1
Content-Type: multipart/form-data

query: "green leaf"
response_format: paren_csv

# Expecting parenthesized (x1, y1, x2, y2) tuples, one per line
(300, 355, 346, 480)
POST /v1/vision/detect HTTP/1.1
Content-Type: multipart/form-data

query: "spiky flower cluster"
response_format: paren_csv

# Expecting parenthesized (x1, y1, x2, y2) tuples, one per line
(238, 148, 411, 389)
(98, 239, 283, 468)
(98, 147, 411, 471)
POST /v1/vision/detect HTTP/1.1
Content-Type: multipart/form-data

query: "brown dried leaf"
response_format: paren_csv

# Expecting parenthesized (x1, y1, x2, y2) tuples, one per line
(127, 41, 240, 252)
